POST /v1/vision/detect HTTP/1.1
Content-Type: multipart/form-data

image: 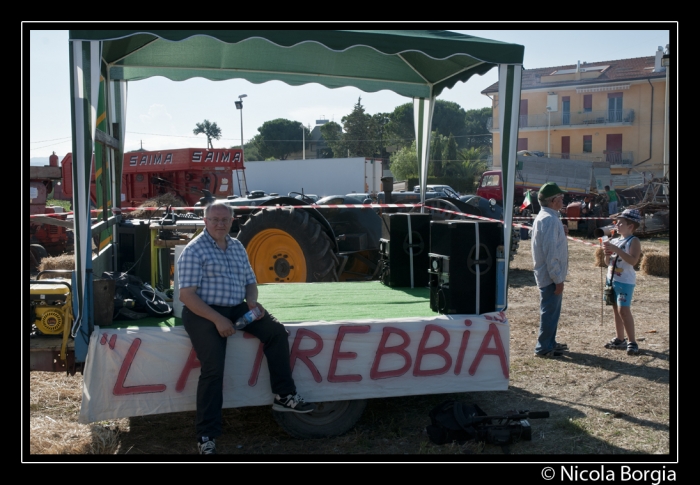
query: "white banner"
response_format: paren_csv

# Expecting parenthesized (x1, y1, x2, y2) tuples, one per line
(79, 313, 510, 423)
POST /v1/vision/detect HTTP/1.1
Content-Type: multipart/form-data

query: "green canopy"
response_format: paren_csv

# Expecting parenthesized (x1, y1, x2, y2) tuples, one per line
(67, 30, 524, 362)
(70, 30, 523, 98)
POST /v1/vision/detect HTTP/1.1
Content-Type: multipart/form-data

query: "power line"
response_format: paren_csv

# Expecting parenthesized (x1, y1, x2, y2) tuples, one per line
(30, 136, 72, 144)
(29, 140, 73, 152)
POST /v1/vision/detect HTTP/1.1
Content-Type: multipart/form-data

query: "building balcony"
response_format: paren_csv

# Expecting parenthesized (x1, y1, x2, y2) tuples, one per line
(487, 109, 635, 130)
(486, 151, 634, 168)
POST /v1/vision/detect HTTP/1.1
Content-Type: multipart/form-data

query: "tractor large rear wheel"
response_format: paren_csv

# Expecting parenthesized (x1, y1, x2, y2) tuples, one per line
(237, 207, 339, 283)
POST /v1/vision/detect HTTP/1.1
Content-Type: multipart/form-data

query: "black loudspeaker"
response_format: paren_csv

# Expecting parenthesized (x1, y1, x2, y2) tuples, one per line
(118, 220, 152, 284)
(429, 220, 503, 314)
(380, 213, 431, 287)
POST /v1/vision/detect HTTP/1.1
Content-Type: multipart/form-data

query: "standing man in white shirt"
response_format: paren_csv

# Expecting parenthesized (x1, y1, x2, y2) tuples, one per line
(531, 183, 569, 358)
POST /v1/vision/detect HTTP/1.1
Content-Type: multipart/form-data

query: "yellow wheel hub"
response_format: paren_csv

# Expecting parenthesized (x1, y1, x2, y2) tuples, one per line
(246, 229, 307, 283)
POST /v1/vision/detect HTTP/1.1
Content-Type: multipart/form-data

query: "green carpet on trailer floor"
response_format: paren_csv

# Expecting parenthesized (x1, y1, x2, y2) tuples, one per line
(105, 281, 436, 329)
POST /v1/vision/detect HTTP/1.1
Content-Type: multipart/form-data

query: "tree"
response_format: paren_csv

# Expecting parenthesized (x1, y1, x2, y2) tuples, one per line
(386, 99, 470, 153)
(240, 141, 261, 162)
(432, 100, 469, 148)
(431, 132, 444, 177)
(319, 121, 344, 158)
(341, 97, 374, 157)
(464, 107, 493, 152)
(385, 103, 414, 151)
(442, 133, 459, 176)
(372, 113, 391, 159)
(193, 119, 222, 149)
(253, 118, 308, 160)
(388, 141, 419, 180)
(458, 147, 489, 192)
(317, 99, 389, 159)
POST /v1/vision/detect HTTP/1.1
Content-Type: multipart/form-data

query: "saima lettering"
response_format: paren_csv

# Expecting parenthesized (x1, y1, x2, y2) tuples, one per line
(191, 151, 241, 164)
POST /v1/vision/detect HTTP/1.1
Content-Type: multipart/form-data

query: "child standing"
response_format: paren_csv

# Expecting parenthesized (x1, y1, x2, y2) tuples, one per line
(603, 209, 643, 355)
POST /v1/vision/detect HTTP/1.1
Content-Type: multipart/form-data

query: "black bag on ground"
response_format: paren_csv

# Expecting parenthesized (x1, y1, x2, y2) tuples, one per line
(102, 272, 172, 318)
(426, 400, 488, 445)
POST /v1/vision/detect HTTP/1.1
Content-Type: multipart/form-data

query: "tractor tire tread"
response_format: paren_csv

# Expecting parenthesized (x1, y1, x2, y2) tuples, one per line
(237, 207, 339, 283)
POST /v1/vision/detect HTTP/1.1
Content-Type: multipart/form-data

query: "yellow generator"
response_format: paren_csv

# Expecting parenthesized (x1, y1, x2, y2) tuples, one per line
(29, 272, 73, 362)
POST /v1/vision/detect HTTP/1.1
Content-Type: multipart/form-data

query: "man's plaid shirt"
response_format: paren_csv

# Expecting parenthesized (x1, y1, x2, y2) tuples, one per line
(177, 229, 257, 306)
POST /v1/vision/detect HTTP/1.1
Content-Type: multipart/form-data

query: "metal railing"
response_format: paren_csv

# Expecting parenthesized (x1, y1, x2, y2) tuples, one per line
(486, 152, 634, 167)
(488, 109, 635, 130)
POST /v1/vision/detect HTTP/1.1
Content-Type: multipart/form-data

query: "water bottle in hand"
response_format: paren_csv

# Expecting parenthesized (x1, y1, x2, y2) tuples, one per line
(234, 306, 263, 330)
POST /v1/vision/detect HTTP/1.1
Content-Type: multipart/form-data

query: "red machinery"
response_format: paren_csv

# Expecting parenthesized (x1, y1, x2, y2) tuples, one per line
(29, 152, 73, 266)
(61, 147, 246, 208)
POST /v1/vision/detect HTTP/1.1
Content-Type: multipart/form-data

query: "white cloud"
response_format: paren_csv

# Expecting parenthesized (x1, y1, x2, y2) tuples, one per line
(138, 104, 173, 126)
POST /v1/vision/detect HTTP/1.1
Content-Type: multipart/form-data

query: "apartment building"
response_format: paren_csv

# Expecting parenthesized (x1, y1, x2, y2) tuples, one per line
(483, 46, 670, 179)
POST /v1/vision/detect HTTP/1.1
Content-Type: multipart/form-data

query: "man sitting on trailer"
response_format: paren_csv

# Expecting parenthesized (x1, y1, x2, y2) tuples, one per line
(177, 201, 315, 455)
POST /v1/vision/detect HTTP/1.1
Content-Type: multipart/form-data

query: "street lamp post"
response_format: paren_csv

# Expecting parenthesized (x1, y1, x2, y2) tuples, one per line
(235, 94, 247, 159)
(235, 94, 248, 195)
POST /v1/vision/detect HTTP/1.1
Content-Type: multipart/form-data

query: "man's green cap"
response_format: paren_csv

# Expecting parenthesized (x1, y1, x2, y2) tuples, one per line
(538, 182, 565, 199)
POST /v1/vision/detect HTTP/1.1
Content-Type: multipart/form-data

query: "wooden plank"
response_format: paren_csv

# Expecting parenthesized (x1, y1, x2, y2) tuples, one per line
(154, 239, 189, 248)
(29, 336, 75, 351)
(30, 166, 62, 179)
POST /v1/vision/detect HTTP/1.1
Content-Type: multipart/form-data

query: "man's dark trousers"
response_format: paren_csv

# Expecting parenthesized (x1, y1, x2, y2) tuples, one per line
(182, 303, 297, 439)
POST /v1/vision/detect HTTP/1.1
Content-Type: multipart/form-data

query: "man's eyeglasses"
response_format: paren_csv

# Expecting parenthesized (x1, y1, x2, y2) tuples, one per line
(206, 217, 232, 225)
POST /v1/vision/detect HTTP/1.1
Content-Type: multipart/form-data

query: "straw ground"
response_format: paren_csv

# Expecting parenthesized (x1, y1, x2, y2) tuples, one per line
(27, 235, 672, 458)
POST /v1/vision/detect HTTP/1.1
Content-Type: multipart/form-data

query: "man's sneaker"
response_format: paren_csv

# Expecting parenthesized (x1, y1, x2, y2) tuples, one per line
(198, 439, 216, 455)
(273, 393, 316, 413)
(604, 337, 628, 350)
(534, 349, 564, 358)
(627, 342, 640, 355)
(554, 342, 569, 351)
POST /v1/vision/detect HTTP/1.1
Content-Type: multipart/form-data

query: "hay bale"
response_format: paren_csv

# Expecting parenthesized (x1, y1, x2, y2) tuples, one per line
(124, 193, 185, 219)
(641, 252, 669, 277)
(594, 246, 647, 271)
(37, 254, 75, 275)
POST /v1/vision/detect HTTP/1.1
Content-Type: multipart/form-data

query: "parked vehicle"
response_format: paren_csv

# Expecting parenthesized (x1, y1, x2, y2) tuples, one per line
(476, 153, 604, 208)
(459, 195, 504, 220)
(414, 184, 461, 199)
(290, 192, 319, 203)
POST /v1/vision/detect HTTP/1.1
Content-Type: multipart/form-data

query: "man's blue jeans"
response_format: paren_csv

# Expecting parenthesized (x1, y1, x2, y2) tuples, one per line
(535, 283, 562, 355)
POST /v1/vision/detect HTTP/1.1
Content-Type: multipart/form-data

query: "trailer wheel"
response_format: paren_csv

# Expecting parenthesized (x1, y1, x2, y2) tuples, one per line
(237, 207, 339, 283)
(272, 399, 367, 439)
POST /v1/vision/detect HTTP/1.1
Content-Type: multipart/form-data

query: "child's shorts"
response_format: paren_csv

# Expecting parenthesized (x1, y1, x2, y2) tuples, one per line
(606, 280, 635, 307)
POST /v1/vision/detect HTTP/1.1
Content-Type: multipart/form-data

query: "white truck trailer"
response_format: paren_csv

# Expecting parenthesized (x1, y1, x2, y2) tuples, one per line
(243, 157, 391, 197)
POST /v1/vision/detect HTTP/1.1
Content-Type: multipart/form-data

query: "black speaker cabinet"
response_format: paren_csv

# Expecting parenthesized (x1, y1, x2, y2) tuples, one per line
(429, 220, 503, 314)
(118, 220, 152, 284)
(380, 213, 431, 288)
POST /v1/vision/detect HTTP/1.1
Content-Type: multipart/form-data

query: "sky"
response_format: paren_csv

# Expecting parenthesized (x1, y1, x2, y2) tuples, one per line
(26, 25, 673, 165)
